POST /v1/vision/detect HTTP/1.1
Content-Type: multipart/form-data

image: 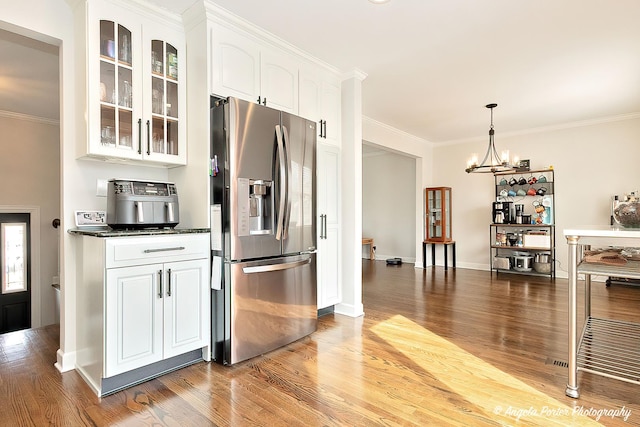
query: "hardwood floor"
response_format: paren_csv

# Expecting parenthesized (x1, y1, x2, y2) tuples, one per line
(2, 262, 640, 426)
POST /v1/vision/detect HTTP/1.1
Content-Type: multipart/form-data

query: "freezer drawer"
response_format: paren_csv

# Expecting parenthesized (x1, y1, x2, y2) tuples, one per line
(223, 253, 317, 364)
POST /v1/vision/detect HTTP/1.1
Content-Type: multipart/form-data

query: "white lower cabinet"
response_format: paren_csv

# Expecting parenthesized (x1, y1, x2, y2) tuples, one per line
(75, 232, 210, 396)
(105, 258, 208, 377)
(317, 143, 341, 309)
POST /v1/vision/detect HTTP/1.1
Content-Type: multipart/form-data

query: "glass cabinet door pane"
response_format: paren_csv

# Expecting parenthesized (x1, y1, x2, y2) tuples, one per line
(167, 120, 178, 155)
(118, 110, 133, 149)
(100, 61, 115, 104)
(166, 43, 178, 80)
(100, 20, 115, 59)
(101, 107, 116, 146)
(151, 40, 163, 75)
(445, 190, 451, 239)
(118, 25, 131, 66)
(118, 68, 132, 108)
(166, 81, 178, 118)
(151, 117, 165, 154)
(152, 77, 164, 115)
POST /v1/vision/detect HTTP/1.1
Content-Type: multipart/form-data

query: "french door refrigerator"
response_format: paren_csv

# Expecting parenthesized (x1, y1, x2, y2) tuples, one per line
(210, 96, 317, 365)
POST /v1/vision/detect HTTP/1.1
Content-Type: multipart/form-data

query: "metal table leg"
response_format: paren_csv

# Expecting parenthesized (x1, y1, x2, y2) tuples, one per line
(566, 235, 580, 398)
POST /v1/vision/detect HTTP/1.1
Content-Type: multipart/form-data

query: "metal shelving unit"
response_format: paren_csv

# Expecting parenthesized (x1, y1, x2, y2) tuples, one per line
(564, 227, 640, 398)
(490, 168, 556, 279)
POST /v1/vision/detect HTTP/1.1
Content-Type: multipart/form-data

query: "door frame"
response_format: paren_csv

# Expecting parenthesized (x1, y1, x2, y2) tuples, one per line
(0, 205, 41, 328)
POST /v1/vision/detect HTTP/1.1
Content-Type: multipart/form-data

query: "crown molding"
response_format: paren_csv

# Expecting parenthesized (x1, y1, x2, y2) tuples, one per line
(440, 111, 640, 147)
(0, 110, 59, 126)
(363, 115, 432, 146)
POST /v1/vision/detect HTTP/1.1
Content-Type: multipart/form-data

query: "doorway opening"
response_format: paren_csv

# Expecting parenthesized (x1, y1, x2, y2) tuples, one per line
(0, 213, 31, 333)
(362, 142, 417, 264)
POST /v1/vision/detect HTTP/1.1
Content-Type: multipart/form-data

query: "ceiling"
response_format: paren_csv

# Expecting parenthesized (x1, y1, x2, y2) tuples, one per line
(2, 0, 640, 144)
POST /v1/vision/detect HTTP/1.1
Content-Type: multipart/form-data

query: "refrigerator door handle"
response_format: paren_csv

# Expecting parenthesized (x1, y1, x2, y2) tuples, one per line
(242, 257, 311, 274)
(275, 125, 287, 240)
(282, 125, 292, 239)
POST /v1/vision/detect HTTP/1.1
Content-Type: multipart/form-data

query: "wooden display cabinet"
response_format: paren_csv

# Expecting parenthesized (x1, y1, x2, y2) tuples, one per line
(425, 187, 452, 242)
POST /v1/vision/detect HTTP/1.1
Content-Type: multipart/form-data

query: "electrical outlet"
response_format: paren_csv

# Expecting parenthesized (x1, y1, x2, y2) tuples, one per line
(96, 179, 108, 197)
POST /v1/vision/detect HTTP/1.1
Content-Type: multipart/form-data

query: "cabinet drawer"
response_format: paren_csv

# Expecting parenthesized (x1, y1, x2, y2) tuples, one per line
(105, 233, 209, 268)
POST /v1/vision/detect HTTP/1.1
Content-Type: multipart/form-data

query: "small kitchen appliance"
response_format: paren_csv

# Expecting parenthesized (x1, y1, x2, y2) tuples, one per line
(493, 201, 513, 224)
(106, 179, 179, 229)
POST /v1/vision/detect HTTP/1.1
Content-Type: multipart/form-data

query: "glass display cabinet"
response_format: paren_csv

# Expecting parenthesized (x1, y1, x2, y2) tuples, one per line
(425, 187, 452, 242)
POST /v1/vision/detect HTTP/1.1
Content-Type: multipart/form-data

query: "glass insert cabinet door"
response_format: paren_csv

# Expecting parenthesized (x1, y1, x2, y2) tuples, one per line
(150, 40, 179, 157)
(99, 20, 134, 151)
(425, 187, 452, 242)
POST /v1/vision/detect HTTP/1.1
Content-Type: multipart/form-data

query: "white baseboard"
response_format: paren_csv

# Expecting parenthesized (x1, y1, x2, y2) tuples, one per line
(334, 302, 364, 318)
(55, 348, 76, 373)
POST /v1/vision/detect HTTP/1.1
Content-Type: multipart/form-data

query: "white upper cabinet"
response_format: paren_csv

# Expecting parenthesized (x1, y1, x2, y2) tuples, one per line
(210, 24, 260, 103)
(210, 23, 298, 114)
(299, 67, 341, 147)
(81, 0, 186, 166)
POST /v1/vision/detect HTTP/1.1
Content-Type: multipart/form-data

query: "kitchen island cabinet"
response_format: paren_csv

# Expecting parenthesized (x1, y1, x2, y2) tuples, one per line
(564, 226, 640, 398)
(72, 230, 210, 396)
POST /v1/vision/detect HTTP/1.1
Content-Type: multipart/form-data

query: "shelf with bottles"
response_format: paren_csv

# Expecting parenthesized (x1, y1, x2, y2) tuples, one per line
(490, 224, 555, 278)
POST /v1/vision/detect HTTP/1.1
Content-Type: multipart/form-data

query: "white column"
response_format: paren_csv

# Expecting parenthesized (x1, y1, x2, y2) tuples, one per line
(335, 70, 367, 318)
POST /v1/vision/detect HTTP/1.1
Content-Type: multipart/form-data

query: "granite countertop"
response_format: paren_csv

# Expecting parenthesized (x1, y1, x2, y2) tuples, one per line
(67, 227, 210, 238)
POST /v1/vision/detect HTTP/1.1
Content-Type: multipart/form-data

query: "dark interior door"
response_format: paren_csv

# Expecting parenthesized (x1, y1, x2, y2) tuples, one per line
(0, 213, 31, 333)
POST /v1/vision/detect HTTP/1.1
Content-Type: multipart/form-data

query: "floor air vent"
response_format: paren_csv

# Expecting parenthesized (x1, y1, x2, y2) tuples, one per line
(545, 357, 569, 368)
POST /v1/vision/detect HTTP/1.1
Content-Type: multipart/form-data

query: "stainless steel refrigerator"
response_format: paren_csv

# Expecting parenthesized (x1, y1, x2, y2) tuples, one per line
(210, 96, 317, 365)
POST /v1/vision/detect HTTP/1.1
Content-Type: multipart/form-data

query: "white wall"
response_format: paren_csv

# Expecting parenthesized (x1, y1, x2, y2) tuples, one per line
(362, 149, 416, 262)
(363, 117, 433, 268)
(433, 115, 640, 277)
(1, 0, 170, 371)
(0, 115, 60, 327)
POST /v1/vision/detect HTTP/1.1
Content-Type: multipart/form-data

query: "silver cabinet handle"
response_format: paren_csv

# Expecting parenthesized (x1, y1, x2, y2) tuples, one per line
(242, 258, 311, 274)
(158, 270, 163, 298)
(143, 246, 185, 253)
(166, 268, 172, 296)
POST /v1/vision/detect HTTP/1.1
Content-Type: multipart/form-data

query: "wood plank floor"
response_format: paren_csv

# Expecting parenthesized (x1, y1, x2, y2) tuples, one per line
(2, 262, 640, 426)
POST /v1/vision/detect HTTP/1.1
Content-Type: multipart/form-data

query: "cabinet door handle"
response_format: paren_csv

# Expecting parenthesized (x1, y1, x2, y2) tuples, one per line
(323, 214, 328, 239)
(323, 120, 327, 138)
(166, 268, 172, 297)
(158, 270, 163, 298)
(143, 246, 186, 253)
(318, 120, 323, 138)
(137, 119, 142, 154)
(146, 120, 151, 155)
(257, 96, 261, 105)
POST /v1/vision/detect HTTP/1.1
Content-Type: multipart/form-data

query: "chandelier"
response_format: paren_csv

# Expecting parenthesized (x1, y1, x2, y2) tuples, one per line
(465, 103, 518, 174)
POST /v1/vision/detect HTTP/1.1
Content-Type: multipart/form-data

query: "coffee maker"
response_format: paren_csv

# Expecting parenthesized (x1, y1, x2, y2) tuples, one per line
(514, 204, 524, 224)
(492, 201, 513, 224)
